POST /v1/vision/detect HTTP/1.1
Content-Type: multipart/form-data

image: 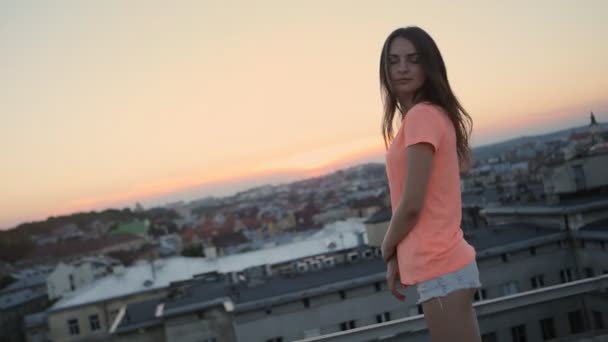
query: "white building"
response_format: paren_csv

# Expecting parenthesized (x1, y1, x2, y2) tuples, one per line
(46, 256, 120, 300)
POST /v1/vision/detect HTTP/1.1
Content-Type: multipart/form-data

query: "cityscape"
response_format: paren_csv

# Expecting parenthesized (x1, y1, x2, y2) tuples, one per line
(2, 2, 608, 342)
(1, 113, 607, 341)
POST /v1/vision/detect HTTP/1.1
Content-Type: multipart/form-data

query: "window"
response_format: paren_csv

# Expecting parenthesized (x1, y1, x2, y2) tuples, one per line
(474, 288, 487, 301)
(511, 324, 527, 342)
(531, 275, 545, 289)
(265, 308, 272, 315)
(529, 247, 536, 256)
(540, 317, 556, 340)
(501, 253, 509, 263)
(303, 298, 310, 308)
(89, 314, 100, 331)
(376, 312, 391, 323)
(374, 282, 381, 292)
(340, 320, 356, 331)
(601, 241, 606, 249)
(69, 274, 75, 291)
(68, 319, 80, 336)
(417, 304, 423, 314)
(109, 309, 119, 323)
(560, 268, 573, 283)
(584, 267, 595, 278)
(339, 290, 346, 300)
(568, 310, 585, 334)
(481, 332, 497, 342)
(593, 311, 604, 329)
(503, 281, 519, 295)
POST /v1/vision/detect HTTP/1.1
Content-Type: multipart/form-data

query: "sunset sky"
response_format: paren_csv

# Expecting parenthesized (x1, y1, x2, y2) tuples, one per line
(1, 0, 607, 229)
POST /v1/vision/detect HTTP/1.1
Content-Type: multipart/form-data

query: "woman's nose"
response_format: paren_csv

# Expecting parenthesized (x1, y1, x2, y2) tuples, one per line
(398, 59, 409, 73)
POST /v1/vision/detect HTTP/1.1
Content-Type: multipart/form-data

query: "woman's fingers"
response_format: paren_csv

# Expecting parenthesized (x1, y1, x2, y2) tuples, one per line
(391, 281, 406, 301)
(387, 270, 406, 301)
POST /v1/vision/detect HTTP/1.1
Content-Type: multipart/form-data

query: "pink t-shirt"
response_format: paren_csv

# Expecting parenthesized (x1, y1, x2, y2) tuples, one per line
(385, 102, 476, 285)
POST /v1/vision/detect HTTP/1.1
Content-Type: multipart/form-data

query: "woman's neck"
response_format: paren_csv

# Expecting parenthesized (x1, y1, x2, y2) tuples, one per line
(398, 94, 415, 114)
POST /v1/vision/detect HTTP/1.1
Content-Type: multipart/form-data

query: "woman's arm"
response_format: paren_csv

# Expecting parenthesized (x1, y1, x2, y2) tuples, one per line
(381, 142, 434, 262)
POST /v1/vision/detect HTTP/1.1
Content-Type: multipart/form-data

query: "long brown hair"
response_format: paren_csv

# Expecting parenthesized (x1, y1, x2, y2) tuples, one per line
(380, 26, 473, 167)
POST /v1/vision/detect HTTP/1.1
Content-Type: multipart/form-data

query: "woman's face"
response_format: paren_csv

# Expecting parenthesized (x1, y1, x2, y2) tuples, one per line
(387, 37, 425, 99)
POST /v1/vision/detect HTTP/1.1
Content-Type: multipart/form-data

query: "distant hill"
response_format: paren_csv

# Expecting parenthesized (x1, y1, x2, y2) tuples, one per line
(472, 122, 608, 161)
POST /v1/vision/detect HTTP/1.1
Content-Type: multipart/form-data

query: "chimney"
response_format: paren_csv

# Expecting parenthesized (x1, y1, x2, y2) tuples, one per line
(150, 259, 156, 280)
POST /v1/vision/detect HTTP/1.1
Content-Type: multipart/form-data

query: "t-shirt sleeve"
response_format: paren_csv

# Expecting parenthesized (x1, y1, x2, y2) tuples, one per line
(403, 104, 446, 151)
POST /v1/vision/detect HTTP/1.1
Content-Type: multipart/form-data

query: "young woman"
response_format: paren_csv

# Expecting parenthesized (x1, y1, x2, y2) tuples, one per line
(379, 27, 482, 341)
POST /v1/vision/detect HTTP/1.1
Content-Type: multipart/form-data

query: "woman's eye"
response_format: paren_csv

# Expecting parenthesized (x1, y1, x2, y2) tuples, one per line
(409, 55, 420, 64)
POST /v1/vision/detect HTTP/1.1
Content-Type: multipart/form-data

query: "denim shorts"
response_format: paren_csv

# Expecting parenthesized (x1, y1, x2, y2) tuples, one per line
(416, 259, 482, 305)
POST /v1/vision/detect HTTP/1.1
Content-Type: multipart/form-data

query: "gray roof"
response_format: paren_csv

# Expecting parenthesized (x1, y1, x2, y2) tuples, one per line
(0, 273, 47, 294)
(113, 257, 386, 333)
(162, 282, 229, 317)
(466, 224, 560, 252)
(234, 259, 385, 308)
(51, 219, 367, 312)
(114, 297, 163, 333)
(0, 287, 47, 310)
(363, 208, 391, 224)
(110, 224, 608, 334)
(482, 198, 608, 215)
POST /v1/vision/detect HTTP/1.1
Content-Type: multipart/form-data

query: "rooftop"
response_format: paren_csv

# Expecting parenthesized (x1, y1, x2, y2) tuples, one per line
(482, 197, 608, 215)
(50, 219, 367, 312)
(0, 272, 47, 294)
(0, 286, 47, 310)
(115, 258, 386, 332)
(465, 224, 560, 252)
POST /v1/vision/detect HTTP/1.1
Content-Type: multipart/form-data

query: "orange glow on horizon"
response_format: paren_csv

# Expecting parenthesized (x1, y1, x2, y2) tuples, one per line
(29, 145, 384, 224)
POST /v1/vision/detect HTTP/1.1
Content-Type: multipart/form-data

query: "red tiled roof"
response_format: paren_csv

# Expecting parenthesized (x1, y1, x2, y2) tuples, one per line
(571, 132, 591, 141)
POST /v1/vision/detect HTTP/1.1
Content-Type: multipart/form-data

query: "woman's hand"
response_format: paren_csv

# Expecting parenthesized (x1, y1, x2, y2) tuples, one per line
(386, 256, 406, 301)
(381, 228, 397, 262)
(381, 240, 395, 263)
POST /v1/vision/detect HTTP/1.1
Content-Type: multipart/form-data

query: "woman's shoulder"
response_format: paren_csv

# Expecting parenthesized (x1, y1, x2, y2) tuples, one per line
(409, 101, 447, 116)
(406, 102, 450, 126)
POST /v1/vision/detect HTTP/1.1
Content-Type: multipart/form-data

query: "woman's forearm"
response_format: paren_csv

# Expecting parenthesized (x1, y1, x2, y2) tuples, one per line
(383, 203, 420, 260)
